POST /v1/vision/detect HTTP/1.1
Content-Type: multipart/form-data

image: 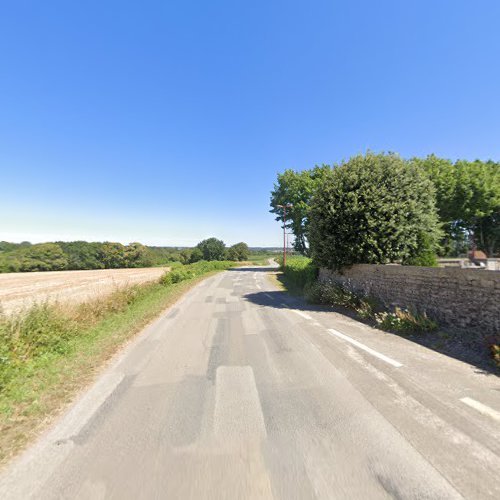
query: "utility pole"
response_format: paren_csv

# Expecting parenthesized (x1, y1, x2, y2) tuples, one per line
(277, 204, 292, 267)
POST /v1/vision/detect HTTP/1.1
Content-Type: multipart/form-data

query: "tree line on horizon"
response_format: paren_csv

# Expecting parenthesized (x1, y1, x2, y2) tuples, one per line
(0, 239, 250, 273)
(270, 152, 499, 269)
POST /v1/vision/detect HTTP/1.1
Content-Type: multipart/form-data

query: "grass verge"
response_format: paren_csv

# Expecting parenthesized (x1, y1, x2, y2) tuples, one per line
(0, 261, 234, 466)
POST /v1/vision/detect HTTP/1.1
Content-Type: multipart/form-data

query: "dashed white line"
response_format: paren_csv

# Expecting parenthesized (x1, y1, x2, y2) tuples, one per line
(460, 397, 500, 422)
(327, 328, 403, 368)
(256, 284, 262, 289)
(290, 310, 313, 320)
(264, 293, 274, 300)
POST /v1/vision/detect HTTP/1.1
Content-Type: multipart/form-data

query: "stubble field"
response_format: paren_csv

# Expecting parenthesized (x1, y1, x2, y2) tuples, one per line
(0, 267, 168, 315)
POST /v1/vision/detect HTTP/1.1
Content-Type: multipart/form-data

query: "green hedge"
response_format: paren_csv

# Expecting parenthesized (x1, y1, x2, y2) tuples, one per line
(160, 260, 236, 285)
(280, 256, 317, 291)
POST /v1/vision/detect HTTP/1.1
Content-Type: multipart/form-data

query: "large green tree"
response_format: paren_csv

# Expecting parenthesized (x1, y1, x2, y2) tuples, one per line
(309, 153, 441, 270)
(226, 242, 249, 261)
(412, 155, 500, 256)
(455, 159, 500, 256)
(270, 165, 330, 255)
(195, 238, 226, 261)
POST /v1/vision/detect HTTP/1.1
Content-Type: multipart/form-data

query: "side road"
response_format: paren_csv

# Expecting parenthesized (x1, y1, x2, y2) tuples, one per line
(0, 265, 499, 499)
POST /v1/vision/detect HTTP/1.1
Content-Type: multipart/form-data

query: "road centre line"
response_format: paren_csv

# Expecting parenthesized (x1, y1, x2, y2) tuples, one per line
(327, 329, 403, 368)
(264, 293, 274, 300)
(460, 397, 500, 422)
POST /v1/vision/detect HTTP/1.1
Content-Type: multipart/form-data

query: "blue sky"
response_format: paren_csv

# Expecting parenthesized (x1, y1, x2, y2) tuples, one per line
(1, 0, 499, 247)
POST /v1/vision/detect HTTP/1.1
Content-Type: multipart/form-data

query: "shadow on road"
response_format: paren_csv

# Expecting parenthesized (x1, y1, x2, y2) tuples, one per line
(243, 288, 499, 377)
(243, 290, 324, 312)
(228, 266, 278, 273)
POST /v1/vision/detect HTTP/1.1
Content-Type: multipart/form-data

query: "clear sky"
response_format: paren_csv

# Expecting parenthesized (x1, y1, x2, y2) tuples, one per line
(1, 1, 499, 247)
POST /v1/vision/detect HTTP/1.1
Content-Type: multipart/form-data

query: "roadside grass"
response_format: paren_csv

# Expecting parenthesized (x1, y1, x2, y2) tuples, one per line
(0, 261, 234, 466)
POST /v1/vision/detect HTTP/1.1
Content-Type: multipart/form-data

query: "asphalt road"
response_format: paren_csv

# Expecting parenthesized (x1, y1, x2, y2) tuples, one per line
(1, 265, 500, 499)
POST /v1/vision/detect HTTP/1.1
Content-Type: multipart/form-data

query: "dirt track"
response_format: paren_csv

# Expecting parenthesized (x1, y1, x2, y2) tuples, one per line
(0, 267, 168, 315)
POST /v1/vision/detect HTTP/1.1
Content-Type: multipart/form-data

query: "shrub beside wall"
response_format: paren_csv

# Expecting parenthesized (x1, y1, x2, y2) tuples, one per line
(280, 256, 317, 291)
(319, 264, 500, 335)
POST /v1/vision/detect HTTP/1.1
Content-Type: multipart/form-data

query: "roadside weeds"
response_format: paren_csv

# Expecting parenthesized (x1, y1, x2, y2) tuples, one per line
(269, 264, 500, 374)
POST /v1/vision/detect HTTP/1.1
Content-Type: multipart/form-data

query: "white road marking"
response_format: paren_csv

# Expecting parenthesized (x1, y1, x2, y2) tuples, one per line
(291, 310, 312, 320)
(256, 284, 262, 290)
(327, 329, 403, 368)
(460, 397, 500, 422)
(264, 293, 274, 300)
(314, 322, 322, 327)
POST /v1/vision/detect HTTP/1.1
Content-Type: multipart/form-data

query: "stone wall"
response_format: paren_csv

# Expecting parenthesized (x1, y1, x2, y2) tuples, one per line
(319, 264, 500, 335)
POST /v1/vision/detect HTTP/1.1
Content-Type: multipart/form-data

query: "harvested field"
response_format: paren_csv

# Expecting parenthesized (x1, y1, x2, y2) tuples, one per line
(0, 267, 169, 315)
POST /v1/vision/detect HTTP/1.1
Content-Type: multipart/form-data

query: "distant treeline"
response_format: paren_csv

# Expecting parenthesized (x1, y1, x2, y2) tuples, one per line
(0, 239, 253, 273)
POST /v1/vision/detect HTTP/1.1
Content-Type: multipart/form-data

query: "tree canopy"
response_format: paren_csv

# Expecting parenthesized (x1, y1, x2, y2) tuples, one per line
(269, 165, 331, 255)
(272, 153, 500, 262)
(308, 153, 441, 270)
(0, 241, 186, 273)
(194, 238, 226, 262)
(411, 155, 500, 256)
(226, 242, 249, 261)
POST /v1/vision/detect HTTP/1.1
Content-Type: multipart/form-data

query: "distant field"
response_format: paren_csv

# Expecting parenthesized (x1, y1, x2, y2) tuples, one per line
(0, 267, 169, 315)
(246, 253, 277, 265)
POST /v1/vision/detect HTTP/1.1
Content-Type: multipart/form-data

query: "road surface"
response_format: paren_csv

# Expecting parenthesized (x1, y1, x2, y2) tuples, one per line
(1, 265, 499, 499)
(0, 267, 168, 315)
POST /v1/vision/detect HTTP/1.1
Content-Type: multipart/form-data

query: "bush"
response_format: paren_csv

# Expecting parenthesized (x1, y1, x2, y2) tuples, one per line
(304, 279, 438, 334)
(160, 260, 235, 285)
(309, 152, 441, 270)
(0, 304, 78, 390)
(3, 304, 77, 357)
(281, 256, 317, 291)
(305, 280, 375, 317)
(402, 233, 439, 267)
(375, 308, 438, 334)
(491, 344, 500, 368)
